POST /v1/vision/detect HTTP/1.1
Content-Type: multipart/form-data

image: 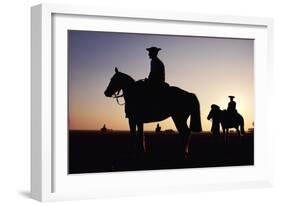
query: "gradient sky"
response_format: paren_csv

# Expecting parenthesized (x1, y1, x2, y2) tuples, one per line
(68, 30, 254, 131)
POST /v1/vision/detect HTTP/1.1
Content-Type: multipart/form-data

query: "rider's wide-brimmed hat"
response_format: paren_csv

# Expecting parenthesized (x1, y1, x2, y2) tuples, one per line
(146, 47, 161, 52)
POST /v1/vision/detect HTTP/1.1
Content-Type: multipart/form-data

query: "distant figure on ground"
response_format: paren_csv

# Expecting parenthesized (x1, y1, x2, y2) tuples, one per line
(155, 123, 162, 133)
(101, 124, 107, 132)
(146, 47, 165, 85)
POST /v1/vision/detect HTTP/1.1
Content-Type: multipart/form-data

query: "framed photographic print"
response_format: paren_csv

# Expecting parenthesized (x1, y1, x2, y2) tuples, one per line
(31, 3, 274, 201)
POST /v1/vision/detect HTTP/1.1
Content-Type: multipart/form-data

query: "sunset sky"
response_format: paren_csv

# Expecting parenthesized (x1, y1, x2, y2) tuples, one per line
(68, 30, 254, 132)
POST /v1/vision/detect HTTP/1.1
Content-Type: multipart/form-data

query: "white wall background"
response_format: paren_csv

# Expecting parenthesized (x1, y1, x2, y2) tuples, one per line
(0, 0, 280, 205)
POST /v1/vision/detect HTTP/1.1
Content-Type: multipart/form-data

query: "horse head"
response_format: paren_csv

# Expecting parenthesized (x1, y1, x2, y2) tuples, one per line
(104, 67, 135, 97)
(207, 104, 221, 120)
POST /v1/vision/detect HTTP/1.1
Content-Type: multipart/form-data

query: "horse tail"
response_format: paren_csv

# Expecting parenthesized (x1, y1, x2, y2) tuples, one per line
(240, 115, 245, 134)
(190, 93, 202, 132)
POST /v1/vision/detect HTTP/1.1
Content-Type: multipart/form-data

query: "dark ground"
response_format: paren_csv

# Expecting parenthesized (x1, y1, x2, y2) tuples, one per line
(69, 130, 254, 174)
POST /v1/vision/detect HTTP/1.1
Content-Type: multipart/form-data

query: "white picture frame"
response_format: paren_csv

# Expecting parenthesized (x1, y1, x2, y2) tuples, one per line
(31, 3, 274, 202)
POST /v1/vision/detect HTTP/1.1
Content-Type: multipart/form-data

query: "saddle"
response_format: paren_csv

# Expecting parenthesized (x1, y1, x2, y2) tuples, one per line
(125, 80, 169, 113)
(135, 79, 170, 101)
(223, 109, 239, 121)
(126, 80, 171, 120)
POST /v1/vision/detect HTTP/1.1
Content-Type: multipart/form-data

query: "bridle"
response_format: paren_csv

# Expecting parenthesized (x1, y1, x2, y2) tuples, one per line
(108, 72, 134, 106)
(112, 89, 125, 105)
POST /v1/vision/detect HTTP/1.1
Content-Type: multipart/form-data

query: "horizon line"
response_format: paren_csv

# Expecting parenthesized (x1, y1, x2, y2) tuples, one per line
(69, 129, 254, 132)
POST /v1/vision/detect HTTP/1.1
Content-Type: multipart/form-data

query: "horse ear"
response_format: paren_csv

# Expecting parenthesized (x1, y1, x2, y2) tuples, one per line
(115, 67, 119, 73)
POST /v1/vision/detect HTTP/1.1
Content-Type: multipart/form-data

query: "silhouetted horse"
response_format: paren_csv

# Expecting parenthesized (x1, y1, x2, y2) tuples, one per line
(104, 68, 202, 158)
(207, 104, 245, 143)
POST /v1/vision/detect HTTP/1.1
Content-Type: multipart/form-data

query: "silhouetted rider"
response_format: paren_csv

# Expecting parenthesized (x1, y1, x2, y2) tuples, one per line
(227, 96, 237, 113)
(146, 47, 165, 84)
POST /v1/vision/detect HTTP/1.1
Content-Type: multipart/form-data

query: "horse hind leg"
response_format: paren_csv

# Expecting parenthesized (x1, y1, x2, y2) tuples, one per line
(172, 116, 191, 159)
(236, 127, 241, 137)
(236, 126, 242, 143)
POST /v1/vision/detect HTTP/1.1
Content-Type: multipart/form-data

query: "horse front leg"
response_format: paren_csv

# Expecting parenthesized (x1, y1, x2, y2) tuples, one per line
(137, 123, 146, 153)
(128, 118, 137, 154)
(223, 128, 227, 144)
(226, 128, 229, 144)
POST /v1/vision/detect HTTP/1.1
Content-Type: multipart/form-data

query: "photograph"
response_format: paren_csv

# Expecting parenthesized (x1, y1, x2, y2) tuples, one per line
(68, 30, 254, 174)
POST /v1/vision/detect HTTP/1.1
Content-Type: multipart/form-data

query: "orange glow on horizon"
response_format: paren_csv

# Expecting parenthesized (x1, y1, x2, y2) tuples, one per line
(68, 31, 254, 132)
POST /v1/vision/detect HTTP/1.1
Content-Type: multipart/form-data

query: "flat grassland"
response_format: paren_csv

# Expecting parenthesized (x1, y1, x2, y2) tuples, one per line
(69, 130, 253, 174)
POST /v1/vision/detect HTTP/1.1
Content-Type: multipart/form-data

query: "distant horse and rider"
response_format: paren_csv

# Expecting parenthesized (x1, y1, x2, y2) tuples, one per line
(104, 47, 202, 158)
(207, 96, 245, 143)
